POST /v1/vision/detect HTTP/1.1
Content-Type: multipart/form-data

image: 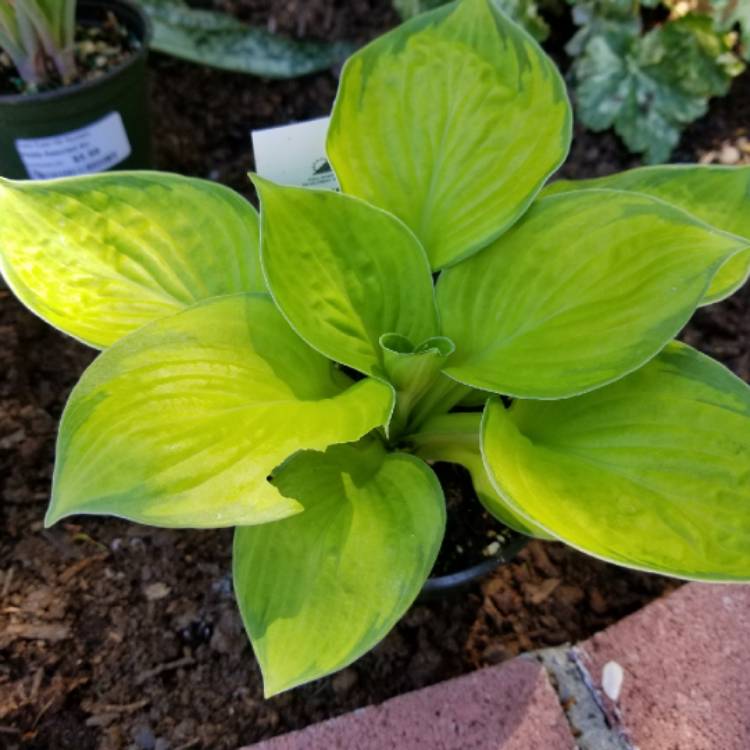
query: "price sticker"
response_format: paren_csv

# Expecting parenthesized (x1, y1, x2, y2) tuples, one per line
(15, 111, 132, 180)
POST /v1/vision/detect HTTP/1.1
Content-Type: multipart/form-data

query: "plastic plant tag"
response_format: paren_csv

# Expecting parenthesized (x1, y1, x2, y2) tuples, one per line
(251, 116, 338, 191)
(15, 112, 132, 180)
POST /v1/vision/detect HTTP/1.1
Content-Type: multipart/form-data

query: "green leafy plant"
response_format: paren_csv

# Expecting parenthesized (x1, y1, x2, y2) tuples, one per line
(136, 0, 355, 78)
(2, 0, 750, 697)
(568, 0, 746, 162)
(0, 0, 77, 86)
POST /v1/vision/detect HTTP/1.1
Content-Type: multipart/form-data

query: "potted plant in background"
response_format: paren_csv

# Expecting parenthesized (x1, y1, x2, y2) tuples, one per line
(0, 0, 151, 179)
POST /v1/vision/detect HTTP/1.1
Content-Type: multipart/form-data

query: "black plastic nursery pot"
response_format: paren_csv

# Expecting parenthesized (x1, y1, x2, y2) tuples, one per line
(420, 530, 529, 601)
(0, 0, 152, 180)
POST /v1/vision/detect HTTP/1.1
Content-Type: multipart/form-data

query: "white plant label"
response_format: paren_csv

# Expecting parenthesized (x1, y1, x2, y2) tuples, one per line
(251, 117, 339, 191)
(15, 111, 132, 180)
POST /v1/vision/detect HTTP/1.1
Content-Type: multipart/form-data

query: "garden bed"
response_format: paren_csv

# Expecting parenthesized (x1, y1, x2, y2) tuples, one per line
(1, 1, 750, 749)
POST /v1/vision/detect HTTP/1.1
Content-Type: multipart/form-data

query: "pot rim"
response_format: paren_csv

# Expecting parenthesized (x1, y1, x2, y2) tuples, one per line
(421, 531, 529, 596)
(0, 0, 152, 106)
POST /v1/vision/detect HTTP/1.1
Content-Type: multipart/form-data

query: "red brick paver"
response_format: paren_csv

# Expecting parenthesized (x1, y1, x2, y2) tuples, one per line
(244, 658, 573, 750)
(579, 583, 750, 750)
(241, 583, 750, 749)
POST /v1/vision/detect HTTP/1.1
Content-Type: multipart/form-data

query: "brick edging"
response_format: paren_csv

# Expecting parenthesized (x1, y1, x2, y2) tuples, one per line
(241, 583, 750, 750)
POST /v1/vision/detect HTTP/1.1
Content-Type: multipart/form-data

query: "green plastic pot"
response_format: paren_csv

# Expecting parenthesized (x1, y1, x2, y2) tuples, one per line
(0, 0, 152, 179)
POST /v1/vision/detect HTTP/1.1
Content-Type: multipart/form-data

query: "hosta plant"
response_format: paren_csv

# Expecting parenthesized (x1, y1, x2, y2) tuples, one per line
(2, 0, 750, 696)
(0, 0, 77, 86)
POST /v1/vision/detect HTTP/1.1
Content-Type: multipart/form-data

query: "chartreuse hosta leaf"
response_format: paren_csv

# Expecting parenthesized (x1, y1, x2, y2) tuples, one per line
(406, 412, 552, 538)
(0, 172, 263, 349)
(234, 438, 444, 696)
(437, 189, 748, 399)
(47, 294, 393, 529)
(326, 0, 571, 270)
(254, 178, 438, 377)
(544, 165, 750, 304)
(482, 342, 750, 581)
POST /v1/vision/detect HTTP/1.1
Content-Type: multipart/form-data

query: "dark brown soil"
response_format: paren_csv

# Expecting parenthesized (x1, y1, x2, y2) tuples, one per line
(201, 0, 401, 41)
(0, 13, 138, 97)
(430, 463, 520, 576)
(1, 2, 749, 749)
